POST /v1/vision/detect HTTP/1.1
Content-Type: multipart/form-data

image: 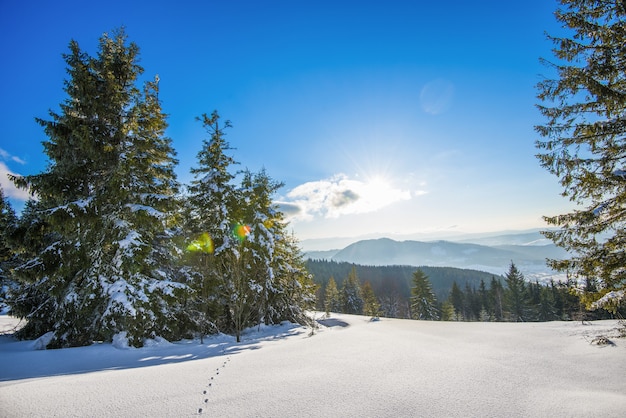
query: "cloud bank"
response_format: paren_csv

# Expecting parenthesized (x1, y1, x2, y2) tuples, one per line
(279, 173, 413, 221)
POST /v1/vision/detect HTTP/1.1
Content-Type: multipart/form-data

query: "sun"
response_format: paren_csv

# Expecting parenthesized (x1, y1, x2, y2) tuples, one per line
(350, 173, 411, 215)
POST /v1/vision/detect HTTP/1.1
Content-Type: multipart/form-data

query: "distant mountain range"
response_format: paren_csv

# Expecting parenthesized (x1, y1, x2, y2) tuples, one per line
(303, 230, 569, 282)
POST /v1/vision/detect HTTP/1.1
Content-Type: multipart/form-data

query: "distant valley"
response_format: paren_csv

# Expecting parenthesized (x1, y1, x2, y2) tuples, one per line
(303, 230, 568, 282)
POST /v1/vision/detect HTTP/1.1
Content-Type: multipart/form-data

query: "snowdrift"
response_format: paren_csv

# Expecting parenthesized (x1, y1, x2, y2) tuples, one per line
(1, 314, 625, 417)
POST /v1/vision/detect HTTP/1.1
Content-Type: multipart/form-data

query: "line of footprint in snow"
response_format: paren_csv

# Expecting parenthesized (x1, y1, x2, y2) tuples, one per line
(197, 355, 231, 415)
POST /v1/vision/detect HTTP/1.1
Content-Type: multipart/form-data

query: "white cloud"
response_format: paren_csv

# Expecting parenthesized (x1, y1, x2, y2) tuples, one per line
(284, 173, 413, 221)
(0, 147, 26, 165)
(0, 162, 31, 201)
(12, 156, 26, 165)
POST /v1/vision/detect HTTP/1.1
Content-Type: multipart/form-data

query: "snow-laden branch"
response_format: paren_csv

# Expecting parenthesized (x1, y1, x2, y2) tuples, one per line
(590, 289, 625, 310)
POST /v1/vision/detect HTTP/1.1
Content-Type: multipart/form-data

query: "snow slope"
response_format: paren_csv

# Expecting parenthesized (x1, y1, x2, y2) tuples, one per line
(1, 314, 625, 417)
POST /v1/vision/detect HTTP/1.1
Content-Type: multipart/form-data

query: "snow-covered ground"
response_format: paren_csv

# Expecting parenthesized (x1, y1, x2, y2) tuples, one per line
(1, 314, 625, 417)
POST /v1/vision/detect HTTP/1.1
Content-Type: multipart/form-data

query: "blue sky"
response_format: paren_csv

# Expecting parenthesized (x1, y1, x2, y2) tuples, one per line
(0, 0, 574, 245)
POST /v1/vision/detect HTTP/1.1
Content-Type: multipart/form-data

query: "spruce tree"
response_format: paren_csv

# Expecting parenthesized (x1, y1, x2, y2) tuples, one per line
(183, 112, 315, 341)
(440, 300, 456, 321)
(449, 281, 464, 321)
(504, 262, 529, 322)
(269, 231, 316, 326)
(183, 111, 238, 338)
(464, 282, 480, 321)
(5, 200, 57, 339)
(537, 286, 558, 321)
(536, 0, 626, 313)
(478, 279, 491, 318)
(361, 281, 380, 318)
(324, 276, 340, 316)
(237, 168, 283, 326)
(227, 168, 315, 340)
(238, 169, 301, 326)
(489, 276, 505, 321)
(11, 29, 183, 347)
(410, 269, 439, 320)
(341, 267, 364, 314)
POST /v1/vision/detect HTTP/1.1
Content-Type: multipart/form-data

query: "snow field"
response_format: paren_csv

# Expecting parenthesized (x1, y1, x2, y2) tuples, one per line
(1, 314, 625, 417)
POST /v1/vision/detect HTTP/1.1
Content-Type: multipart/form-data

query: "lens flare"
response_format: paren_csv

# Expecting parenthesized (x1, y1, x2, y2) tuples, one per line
(186, 232, 214, 254)
(233, 224, 251, 242)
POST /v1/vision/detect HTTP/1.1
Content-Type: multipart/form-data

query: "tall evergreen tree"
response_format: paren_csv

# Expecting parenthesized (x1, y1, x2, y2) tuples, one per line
(478, 279, 491, 321)
(504, 262, 529, 322)
(183, 112, 315, 341)
(268, 231, 316, 326)
(5, 200, 56, 339)
(237, 168, 282, 326)
(240, 168, 315, 327)
(410, 269, 439, 320)
(537, 286, 558, 322)
(535, 0, 626, 313)
(324, 276, 340, 315)
(182, 111, 238, 339)
(449, 281, 464, 321)
(361, 281, 380, 318)
(464, 282, 480, 321)
(440, 300, 456, 321)
(10, 29, 183, 347)
(341, 266, 363, 314)
(489, 276, 505, 321)
(185, 111, 237, 252)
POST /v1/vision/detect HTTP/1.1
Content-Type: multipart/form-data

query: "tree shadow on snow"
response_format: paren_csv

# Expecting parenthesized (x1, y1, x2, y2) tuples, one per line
(317, 318, 350, 328)
(0, 324, 306, 381)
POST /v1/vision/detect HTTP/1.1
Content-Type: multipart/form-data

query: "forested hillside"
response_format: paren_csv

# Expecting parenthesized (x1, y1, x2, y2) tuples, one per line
(306, 259, 500, 315)
(307, 259, 624, 321)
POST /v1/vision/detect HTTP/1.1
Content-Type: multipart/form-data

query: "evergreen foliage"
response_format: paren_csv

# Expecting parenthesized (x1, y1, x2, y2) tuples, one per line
(4, 200, 57, 338)
(307, 259, 622, 321)
(0, 189, 18, 311)
(341, 267, 364, 314)
(536, 0, 626, 313)
(306, 259, 501, 310)
(6, 29, 314, 347)
(361, 281, 380, 318)
(181, 111, 238, 341)
(267, 231, 316, 327)
(504, 262, 530, 322)
(449, 281, 464, 320)
(440, 300, 455, 321)
(410, 269, 439, 320)
(10, 29, 184, 347)
(489, 276, 505, 321)
(324, 276, 340, 315)
(182, 112, 315, 342)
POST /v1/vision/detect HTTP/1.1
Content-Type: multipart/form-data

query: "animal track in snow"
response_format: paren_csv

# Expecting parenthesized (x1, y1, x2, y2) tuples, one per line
(196, 356, 231, 415)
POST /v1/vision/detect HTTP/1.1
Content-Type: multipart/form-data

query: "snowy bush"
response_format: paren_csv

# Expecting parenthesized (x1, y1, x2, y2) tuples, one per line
(112, 332, 130, 349)
(33, 332, 55, 350)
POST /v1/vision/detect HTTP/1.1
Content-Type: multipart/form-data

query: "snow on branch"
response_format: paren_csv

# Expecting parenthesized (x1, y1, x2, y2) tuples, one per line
(592, 202, 607, 216)
(48, 197, 93, 217)
(590, 290, 626, 310)
(126, 203, 165, 218)
(612, 169, 626, 179)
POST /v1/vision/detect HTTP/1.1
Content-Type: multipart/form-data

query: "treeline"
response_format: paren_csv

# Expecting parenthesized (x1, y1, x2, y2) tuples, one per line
(0, 30, 314, 348)
(310, 260, 623, 321)
(307, 259, 500, 317)
(441, 263, 623, 322)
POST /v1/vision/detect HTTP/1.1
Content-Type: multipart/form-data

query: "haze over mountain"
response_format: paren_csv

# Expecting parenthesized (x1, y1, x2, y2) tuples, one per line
(303, 230, 567, 281)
